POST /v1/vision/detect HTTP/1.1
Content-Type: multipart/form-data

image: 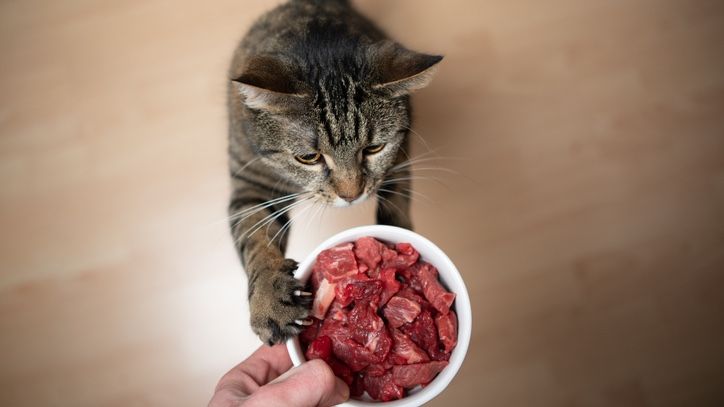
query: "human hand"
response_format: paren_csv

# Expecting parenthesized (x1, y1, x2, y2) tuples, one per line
(208, 344, 350, 407)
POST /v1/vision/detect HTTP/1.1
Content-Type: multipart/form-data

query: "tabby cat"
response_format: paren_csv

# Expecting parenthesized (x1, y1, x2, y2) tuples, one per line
(228, 0, 442, 344)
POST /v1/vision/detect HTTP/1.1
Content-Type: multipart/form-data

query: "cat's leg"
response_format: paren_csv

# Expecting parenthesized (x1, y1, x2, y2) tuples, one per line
(376, 142, 414, 230)
(228, 180, 311, 345)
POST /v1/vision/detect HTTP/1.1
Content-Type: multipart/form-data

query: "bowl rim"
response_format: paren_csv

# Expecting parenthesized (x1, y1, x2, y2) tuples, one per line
(286, 225, 472, 407)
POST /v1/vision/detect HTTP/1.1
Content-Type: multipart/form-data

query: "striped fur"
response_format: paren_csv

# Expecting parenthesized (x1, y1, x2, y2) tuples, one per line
(227, 0, 441, 344)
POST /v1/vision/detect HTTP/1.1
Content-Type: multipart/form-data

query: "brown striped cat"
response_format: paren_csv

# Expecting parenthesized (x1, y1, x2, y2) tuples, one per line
(228, 0, 442, 344)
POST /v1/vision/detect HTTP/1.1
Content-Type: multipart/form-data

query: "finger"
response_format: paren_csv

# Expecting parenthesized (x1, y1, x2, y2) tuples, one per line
(245, 359, 350, 407)
(250, 343, 293, 379)
(215, 344, 292, 395)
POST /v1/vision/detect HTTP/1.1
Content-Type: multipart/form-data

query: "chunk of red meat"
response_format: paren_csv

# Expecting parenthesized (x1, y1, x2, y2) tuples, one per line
(350, 374, 365, 398)
(349, 304, 391, 362)
(431, 350, 451, 362)
(392, 361, 448, 388)
(326, 300, 349, 323)
(416, 262, 455, 315)
(435, 310, 458, 353)
(315, 242, 359, 282)
(330, 336, 375, 372)
(364, 359, 391, 377)
(364, 328, 392, 364)
(305, 336, 354, 386)
(396, 286, 428, 306)
(400, 309, 441, 359)
(311, 278, 337, 319)
(363, 371, 404, 401)
(398, 262, 432, 293)
(337, 338, 378, 372)
(378, 267, 401, 306)
(383, 296, 422, 328)
(335, 278, 381, 307)
(349, 303, 385, 340)
(305, 335, 333, 362)
(381, 243, 419, 270)
(328, 357, 354, 386)
(299, 318, 321, 344)
(320, 317, 378, 372)
(396, 243, 419, 260)
(389, 329, 430, 365)
(354, 236, 385, 272)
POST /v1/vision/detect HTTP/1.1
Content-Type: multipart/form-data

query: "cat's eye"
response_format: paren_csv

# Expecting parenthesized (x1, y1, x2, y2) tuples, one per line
(295, 152, 322, 165)
(363, 144, 386, 155)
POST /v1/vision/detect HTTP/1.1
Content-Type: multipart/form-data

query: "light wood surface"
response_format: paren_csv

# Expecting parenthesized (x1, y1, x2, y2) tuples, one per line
(1, 0, 723, 406)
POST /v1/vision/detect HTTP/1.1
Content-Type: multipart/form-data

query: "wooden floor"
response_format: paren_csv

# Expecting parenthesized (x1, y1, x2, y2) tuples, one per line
(1, 0, 723, 406)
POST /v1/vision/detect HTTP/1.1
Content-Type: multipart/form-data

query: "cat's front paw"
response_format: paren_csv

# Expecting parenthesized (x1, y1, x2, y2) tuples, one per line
(248, 259, 312, 345)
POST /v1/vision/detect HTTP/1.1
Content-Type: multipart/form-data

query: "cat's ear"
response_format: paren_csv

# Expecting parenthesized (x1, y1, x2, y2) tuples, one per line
(231, 56, 308, 112)
(370, 41, 443, 97)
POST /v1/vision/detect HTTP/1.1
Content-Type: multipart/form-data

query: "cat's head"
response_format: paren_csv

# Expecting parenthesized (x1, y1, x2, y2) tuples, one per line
(231, 41, 442, 207)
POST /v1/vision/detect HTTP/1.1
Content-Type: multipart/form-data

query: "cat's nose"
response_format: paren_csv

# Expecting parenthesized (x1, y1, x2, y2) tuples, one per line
(334, 176, 364, 203)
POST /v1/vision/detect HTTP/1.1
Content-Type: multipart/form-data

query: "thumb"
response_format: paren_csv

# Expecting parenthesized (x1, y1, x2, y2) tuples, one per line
(246, 359, 350, 407)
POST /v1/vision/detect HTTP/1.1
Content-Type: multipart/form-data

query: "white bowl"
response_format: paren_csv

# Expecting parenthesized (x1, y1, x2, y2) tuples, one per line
(286, 225, 472, 407)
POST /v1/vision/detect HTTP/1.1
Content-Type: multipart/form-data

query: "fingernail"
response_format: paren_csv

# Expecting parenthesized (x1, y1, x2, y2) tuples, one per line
(334, 377, 350, 401)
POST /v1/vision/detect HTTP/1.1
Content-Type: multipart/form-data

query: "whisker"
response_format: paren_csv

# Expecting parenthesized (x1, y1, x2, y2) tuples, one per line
(388, 156, 463, 173)
(377, 188, 432, 203)
(303, 201, 324, 234)
(231, 157, 261, 178)
(389, 151, 442, 172)
(381, 175, 446, 186)
(239, 198, 310, 245)
(409, 167, 461, 175)
(318, 202, 328, 231)
(377, 187, 429, 204)
(268, 200, 315, 248)
(398, 187, 432, 202)
(227, 192, 306, 223)
(399, 144, 412, 161)
(401, 125, 433, 152)
(376, 193, 404, 216)
(225, 195, 307, 234)
(382, 174, 444, 182)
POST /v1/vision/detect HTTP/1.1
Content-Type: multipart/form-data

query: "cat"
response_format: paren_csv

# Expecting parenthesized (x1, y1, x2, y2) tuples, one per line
(227, 0, 442, 345)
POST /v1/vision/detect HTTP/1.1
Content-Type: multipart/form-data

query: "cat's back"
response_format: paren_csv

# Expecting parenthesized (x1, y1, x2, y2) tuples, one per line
(229, 0, 385, 79)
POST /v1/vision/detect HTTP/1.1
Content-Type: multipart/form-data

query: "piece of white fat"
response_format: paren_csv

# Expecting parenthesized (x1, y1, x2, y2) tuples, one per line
(311, 278, 337, 319)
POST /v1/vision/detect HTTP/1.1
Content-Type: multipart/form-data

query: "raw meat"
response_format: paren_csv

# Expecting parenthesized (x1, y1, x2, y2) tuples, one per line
(302, 236, 458, 401)
(381, 243, 419, 270)
(299, 318, 320, 345)
(354, 236, 385, 272)
(315, 242, 359, 282)
(335, 278, 382, 308)
(400, 309, 442, 360)
(304, 335, 354, 385)
(416, 263, 456, 315)
(389, 329, 430, 365)
(305, 335, 333, 361)
(435, 310, 458, 354)
(383, 296, 421, 328)
(378, 267, 401, 306)
(392, 361, 449, 388)
(363, 371, 404, 402)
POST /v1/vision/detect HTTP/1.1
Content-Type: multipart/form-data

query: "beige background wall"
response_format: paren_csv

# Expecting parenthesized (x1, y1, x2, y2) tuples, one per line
(1, 0, 723, 406)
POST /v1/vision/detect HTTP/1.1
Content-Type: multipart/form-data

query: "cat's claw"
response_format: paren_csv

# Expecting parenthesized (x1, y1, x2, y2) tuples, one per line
(294, 290, 313, 297)
(294, 318, 314, 326)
